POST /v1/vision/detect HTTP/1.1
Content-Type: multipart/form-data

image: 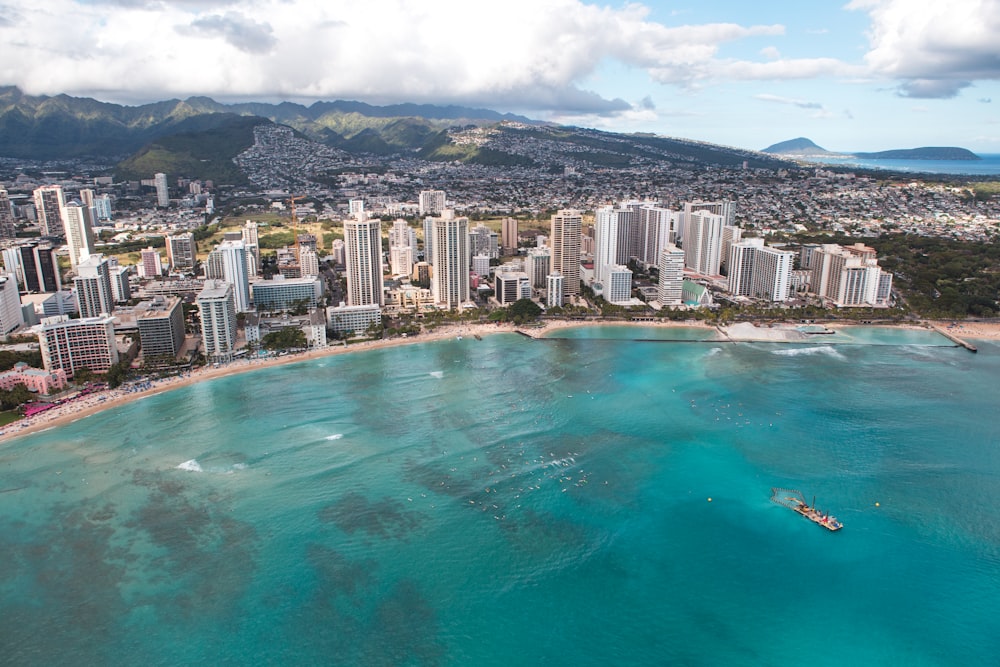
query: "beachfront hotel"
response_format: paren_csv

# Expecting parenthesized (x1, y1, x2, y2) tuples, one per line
(683, 210, 725, 276)
(197, 280, 238, 363)
(431, 210, 471, 310)
(550, 209, 582, 300)
(658, 243, 685, 306)
(0, 274, 24, 334)
(206, 240, 251, 313)
(727, 238, 795, 303)
(251, 276, 322, 313)
(344, 211, 385, 307)
(136, 296, 185, 360)
(36, 315, 119, 378)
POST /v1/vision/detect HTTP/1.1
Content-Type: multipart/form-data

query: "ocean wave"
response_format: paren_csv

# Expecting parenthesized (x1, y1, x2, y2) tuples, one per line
(772, 346, 845, 360)
(325, 434, 344, 441)
(429, 371, 444, 379)
(176, 459, 203, 472)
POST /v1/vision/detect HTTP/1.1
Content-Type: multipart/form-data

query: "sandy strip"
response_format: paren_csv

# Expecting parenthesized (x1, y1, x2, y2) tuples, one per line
(1, 318, 995, 444)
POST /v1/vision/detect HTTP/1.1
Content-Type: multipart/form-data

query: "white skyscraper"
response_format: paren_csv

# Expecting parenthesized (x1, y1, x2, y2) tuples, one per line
(343, 212, 385, 307)
(636, 204, 677, 265)
(683, 211, 724, 276)
(594, 205, 620, 286)
(0, 275, 24, 334)
(155, 173, 169, 207)
(422, 217, 435, 265)
(74, 254, 115, 317)
(62, 201, 96, 269)
(206, 240, 251, 312)
(198, 280, 237, 362)
(299, 248, 320, 277)
(550, 209, 582, 300)
(431, 210, 471, 310)
(606, 265, 633, 304)
(166, 232, 196, 271)
(33, 185, 66, 237)
(727, 238, 794, 302)
(546, 274, 564, 308)
(526, 247, 551, 288)
(658, 243, 685, 306)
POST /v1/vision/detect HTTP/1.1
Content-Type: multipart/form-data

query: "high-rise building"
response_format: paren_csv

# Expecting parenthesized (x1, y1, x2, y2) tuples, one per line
(626, 204, 676, 266)
(683, 211, 724, 276)
(197, 280, 237, 363)
(0, 275, 24, 334)
(657, 243, 685, 306)
(679, 200, 734, 243)
(78, 189, 98, 229)
(606, 265, 633, 304)
(139, 247, 161, 278)
(546, 274, 564, 308)
(37, 314, 118, 378)
(550, 209, 582, 300)
(5, 242, 61, 293)
(62, 201, 96, 269)
(501, 217, 518, 253)
(525, 247, 551, 288)
(154, 173, 169, 207)
(495, 271, 530, 305)
(808, 244, 888, 307)
(727, 238, 794, 302)
(33, 185, 65, 237)
(94, 194, 113, 221)
(343, 212, 384, 307)
(111, 266, 131, 303)
(137, 296, 185, 360)
(299, 248, 320, 277)
(0, 188, 16, 239)
(594, 205, 622, 286)
(166, 232, 196, 271)
(390, 245, 413, 277)
(469, 225, 499, 259)
(720, 225, 744, 273)
(74, 254, 115, 317)
(431, 210, 471, 310)
(422, 217, 435, 265)
(471, 254, 490, 280)
(205, 240, 251, 312)
(419, 190, 446, 216)
(331, 239, 346, 266)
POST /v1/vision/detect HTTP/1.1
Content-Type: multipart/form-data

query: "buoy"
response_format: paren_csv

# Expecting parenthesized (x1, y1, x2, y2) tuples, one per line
(707, 497, 712, 502)
(875, 502, 880, 507)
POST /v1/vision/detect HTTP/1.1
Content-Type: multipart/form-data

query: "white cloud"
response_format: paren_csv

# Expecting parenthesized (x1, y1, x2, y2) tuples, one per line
(0, 0, 856, 113)
(848, 0, 1000, 98)
(754, 94, 824, 110)
(760, 46, 781, 60)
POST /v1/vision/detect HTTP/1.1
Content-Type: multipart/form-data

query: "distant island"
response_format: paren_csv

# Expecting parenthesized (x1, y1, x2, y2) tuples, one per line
(763, 137, 981, 161)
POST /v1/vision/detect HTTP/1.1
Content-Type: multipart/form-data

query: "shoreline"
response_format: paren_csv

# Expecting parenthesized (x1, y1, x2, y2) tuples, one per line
(2, 318, 995, 444)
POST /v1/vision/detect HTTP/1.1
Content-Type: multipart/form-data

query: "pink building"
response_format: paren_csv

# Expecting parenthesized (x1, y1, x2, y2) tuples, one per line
(0, 362, 68, 395)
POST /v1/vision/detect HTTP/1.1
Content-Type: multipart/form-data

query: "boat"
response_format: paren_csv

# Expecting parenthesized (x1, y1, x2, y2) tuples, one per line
(770, 488, 843, 531)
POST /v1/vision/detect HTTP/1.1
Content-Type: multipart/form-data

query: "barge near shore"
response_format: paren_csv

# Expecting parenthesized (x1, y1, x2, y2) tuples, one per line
(771, 488, 843, 531)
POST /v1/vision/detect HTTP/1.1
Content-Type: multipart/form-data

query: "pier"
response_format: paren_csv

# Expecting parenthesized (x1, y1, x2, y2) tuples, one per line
(928, 324, 977, 352)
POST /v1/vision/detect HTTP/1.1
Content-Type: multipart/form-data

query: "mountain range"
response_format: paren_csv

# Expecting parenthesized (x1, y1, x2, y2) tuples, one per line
(762, 137, 980, 161)
(0, 86, 797, 184)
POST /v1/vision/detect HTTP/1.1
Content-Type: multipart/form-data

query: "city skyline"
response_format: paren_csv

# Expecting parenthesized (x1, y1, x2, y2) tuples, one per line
(2, 1, 998, 153)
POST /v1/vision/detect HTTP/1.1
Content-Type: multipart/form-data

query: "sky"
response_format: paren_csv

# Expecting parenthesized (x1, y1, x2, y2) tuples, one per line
(2, 0, 999, 153)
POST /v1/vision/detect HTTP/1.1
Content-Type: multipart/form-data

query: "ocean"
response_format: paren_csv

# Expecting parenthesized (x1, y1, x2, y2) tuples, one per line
(796, 154, 1000, 177)
(2, 327, 999, 666)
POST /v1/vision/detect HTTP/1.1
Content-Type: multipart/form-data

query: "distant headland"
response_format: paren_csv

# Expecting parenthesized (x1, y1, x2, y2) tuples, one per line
(763, 137, 981, 161)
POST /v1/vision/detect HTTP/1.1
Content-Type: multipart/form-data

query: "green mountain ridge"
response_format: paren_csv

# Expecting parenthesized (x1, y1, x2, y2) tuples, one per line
(0, 86, 797, 185)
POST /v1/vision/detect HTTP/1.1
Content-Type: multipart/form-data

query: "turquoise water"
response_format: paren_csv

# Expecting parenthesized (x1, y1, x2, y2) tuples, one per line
(796, 153, 1000, 176)
(2, 329, 999, 666)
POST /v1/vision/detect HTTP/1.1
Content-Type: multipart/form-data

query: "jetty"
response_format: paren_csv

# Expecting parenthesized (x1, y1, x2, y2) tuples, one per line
(928, 324, 977, 352)
(771, 488, 843, 531)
